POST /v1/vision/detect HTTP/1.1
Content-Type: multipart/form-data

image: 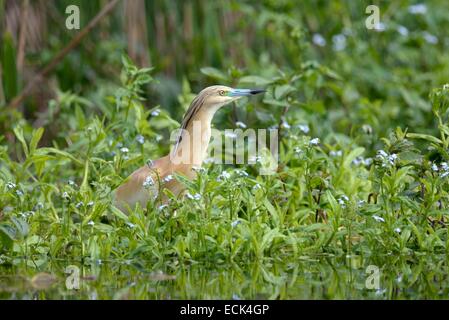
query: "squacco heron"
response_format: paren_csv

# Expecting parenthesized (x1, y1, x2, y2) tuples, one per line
(114, 85, 265, 212)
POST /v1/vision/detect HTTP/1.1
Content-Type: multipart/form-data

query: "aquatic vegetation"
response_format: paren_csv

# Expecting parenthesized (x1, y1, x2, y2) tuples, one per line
(1, 0, 449, 299)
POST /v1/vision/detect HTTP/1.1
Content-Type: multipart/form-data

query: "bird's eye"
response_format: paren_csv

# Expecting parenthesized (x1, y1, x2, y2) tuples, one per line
(219, 90, 226, 96)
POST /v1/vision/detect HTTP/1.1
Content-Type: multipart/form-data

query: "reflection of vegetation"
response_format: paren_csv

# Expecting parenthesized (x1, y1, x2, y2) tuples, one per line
(1, 1, 449, 299)
(1, 255, 449, 299)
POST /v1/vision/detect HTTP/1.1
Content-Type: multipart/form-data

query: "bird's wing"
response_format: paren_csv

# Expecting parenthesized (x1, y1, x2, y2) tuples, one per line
(114, 162, 165, 212)
(114, 156, 196, 212)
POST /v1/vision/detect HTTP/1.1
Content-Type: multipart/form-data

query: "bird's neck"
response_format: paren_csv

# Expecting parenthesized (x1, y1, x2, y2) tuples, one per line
(171, 106, 219, 168)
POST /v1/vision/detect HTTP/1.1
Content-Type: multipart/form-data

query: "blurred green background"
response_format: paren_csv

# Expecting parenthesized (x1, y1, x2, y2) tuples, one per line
(1, 0, 448, 146)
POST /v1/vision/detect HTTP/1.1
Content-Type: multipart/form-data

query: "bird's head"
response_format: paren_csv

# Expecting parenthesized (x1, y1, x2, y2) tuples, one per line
(173, 85, 265, 156)
(197, 85, 265, 109)
(175, 85, 264, 144)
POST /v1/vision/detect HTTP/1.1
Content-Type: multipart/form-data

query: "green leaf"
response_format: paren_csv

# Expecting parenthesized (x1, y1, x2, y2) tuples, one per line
(200, 67, 227, 81)
(274, 84, 296, 99)
(262, 98, 290, 108)
(406, 133, 442, 145)
(0, 224, 15, 250)
(121, 54, 136, 73)
(110, 205, 129, 222)
(264, 198, 280, 226)
(304, 223, 328, 232)
(39, 147, 83, 165)
(239, 76, 272, 86)
(30, 128, 44, 155)
(13, 126, 29, 157)
(81, 160, 90, 192)
(11, 217, 29, 238)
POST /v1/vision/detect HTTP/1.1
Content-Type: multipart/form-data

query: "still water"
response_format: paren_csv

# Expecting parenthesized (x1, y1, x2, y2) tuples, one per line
(1, 254, 448, 299)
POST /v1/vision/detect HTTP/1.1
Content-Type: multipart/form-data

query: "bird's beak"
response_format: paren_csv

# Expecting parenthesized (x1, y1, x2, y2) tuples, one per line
(229, 88, 266, 97)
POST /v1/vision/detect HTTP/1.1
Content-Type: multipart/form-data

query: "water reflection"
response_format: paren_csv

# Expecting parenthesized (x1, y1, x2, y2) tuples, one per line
(1, 254, 448, 299)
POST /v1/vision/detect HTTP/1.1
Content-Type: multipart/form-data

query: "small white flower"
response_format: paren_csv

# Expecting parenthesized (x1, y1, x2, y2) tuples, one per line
(376, 150, 388, 159)
(143, 176, 154, 189)
(397, 25, 409, 37)
(6, 182, 16, 189)
(423, 32, 438, 44)
(75, 201, 84, 208)
(186, 192, 201, 201)
(358, 200, 366, 207)
(332, 34, 346, 51)
(252, 183, 261, 191)
(388, 153, 398, 165)
(330, 150, 343, 157)
(443, 84, 449, 90)
(192, 166, 206, 173)
(394, 228, 401, 233)
(163, 175, 174, 183)
(297, 124, 310, 134)
(281, 120, 291, 129)
(312, 33, 326, 47)
(120, 147, 129, 154)
(87, 220, 95, 226)
(62, 192, 70, 199)
(441, 162, 448, 171)
(309, 138, 320, 146)
(232, 293, 241, 300)
(441, 171, 449, 178)
(87, 201, 94, 207)
(373, 215, 385, 223)
(126, 222, 136, 228)
(231, 220, 241, 228)
(294, 147, 303, 154)
(217, 171, 231, 181)
(151, 109, 160, 116)
(338, 195, 349, 208)
(68, 180, 76, 186)
(237, 170, 249, 177)
(431, 163, 439, 172)
(375, 289, 386, 296)
(364, 158, 373, 166)
(136, 135, 145, 145)
(19, 211, 34, 219)
(408, 3, 427, 15)
(352, 156, 364, 166)
(235, 121, 247, 129)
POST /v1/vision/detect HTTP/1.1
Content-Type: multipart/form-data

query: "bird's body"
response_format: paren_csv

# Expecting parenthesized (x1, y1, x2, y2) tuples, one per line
(114, 85, 264, 212)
